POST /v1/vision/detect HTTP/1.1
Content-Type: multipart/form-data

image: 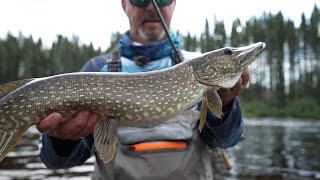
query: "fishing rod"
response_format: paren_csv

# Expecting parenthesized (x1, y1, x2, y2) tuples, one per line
(150, 0, 233, 170)
(151, 0, 182, 63)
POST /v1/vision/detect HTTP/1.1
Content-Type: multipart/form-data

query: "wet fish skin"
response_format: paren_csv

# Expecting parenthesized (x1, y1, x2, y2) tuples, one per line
(0, 42, 266, 163)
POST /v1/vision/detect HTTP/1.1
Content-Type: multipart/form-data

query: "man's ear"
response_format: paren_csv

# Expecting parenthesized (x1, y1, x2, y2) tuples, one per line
(121, 0, 126, 12)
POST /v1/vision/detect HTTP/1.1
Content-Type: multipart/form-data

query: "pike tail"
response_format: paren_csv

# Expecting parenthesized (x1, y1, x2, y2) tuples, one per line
(0, 79, 34, 161)
(0, 127, 28, 161)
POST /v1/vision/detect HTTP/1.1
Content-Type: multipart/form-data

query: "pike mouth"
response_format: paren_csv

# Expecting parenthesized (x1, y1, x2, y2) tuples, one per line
(240, 42, 266, 64)
(258, 42, 266, 51)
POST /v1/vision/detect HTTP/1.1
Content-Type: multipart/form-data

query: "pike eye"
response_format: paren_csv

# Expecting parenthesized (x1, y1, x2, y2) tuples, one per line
(224, 48, 233, 55)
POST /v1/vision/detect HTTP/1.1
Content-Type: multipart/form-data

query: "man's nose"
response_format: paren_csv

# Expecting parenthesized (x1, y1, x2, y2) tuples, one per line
(146, 1, 155, 11)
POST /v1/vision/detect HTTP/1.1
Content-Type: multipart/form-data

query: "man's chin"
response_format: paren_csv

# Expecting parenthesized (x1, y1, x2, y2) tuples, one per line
(138, 28, 166, 42)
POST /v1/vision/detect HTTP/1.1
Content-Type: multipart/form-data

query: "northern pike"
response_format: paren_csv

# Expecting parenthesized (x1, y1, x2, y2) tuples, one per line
(0, 42, 266, 163)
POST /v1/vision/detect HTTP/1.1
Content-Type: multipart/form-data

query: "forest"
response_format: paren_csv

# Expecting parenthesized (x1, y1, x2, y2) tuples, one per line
(0, 5, 319, 119)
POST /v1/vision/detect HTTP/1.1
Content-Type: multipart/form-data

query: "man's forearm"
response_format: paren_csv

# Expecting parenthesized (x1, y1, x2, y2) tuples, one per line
(39, 133, 93, 169)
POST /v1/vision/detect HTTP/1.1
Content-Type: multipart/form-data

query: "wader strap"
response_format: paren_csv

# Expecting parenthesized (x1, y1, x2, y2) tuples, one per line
(107, 49, 122, 72)
(107, 48, 183, 71)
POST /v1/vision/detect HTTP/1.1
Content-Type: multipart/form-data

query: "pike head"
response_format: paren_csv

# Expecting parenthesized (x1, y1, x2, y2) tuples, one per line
(189, 42, 266, 88)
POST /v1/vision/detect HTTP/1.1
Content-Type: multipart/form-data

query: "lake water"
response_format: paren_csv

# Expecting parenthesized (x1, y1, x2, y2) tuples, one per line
(0, 118, 319, 180)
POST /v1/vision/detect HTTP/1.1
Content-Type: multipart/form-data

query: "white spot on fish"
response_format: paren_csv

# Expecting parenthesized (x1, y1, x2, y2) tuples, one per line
(161, 112, 167, 116)
(143, 112, 149, 117)
(125, 115, 133, 120)
(23, 117, 31, 121)
(177, 103, 182, 110)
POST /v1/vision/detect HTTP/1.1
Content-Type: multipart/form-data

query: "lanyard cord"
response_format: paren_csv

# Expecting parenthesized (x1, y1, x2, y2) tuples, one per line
(151, 0, 182, 63)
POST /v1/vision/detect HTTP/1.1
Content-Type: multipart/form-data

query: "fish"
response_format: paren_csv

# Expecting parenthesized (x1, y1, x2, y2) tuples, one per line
(0, 42, 266, 163)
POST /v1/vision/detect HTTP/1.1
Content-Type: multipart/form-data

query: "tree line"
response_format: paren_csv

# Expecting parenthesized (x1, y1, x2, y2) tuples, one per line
(182, 5, 320, 118)
(0, 34, 101, 84)
(0, 5, 319, 118)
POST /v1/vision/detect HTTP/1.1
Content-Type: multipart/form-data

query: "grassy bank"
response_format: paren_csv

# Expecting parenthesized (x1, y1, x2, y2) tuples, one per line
(239, 97, 320, 120)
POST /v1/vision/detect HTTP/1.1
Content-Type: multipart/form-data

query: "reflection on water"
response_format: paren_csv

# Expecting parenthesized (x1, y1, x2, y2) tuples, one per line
(0, 118, 320, 180)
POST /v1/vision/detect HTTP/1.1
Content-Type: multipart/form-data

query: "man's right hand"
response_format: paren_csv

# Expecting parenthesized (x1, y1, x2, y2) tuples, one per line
(36, 111, 101, 140)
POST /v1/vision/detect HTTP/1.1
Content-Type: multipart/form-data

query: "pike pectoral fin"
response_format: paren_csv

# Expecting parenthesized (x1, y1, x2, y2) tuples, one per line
(206, 89, 223, 118)
(199, 100, 208, 132)
(93, 117, 118, 163)
(0, 127, 29, 161)
(199, 89, 223, 133)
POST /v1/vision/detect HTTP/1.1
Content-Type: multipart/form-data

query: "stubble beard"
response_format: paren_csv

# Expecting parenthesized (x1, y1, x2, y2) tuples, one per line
(138, 27, 166, 43)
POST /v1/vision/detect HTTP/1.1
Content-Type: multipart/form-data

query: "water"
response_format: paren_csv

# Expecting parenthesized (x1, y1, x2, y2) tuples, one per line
(212, 118, 320, 180)
(0, 118, 319, 180)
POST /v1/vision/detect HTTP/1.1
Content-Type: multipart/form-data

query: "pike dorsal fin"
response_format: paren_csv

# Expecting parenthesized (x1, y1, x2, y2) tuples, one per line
(0, 79, 34, 99)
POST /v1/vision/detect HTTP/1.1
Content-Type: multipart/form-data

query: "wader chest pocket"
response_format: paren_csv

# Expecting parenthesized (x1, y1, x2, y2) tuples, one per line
(118, 121, 192, 154)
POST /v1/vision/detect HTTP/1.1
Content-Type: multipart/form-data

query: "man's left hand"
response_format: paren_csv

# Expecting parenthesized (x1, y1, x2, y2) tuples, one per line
(218, 67, 250, 105)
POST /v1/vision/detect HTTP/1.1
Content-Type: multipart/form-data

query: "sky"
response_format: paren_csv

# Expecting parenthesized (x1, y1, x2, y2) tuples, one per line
(0, 0, 319, 50)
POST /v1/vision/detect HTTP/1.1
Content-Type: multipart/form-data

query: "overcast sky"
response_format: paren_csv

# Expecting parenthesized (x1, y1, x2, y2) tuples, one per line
(0, 0, 319, 50)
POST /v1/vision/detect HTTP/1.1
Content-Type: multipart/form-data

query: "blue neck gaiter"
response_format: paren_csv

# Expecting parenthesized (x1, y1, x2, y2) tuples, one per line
(118, 31, 180, 65)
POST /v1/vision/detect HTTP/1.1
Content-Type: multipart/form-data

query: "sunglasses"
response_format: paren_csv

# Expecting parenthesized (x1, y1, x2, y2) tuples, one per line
(129, 0, 173, 7)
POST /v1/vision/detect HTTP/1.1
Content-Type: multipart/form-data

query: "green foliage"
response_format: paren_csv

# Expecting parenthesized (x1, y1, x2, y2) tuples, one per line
(241, 97, 320, 119)
(0, 33, 102, 83)
(182, 32, 198, 51)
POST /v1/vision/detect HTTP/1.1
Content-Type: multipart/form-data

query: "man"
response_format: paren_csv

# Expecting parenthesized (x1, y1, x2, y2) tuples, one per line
(37, 0, 248, 179)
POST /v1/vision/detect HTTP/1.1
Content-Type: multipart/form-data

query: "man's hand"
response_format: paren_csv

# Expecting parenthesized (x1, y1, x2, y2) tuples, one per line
(36, 111, 101, 140)
(218, 67, 250, 105)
